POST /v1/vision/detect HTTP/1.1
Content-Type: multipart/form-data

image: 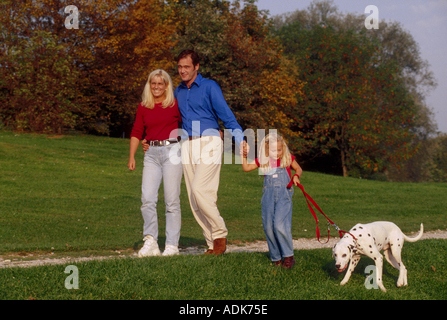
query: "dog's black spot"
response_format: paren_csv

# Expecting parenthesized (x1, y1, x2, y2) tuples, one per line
(368, 234, 371, 237)
(398, 244, 401, 247)
(374, 257, 377, 260)
(370, 251, 373, 254)
(391, 244, 393, 246)
(353, 228, 356, 231)
(369, 245, 372, 248)
(359, 226, 363, 229)
(359, 234, 362, 237)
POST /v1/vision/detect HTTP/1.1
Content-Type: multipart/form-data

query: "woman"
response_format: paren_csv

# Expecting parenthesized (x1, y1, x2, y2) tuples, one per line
(128, 69, 183, 257)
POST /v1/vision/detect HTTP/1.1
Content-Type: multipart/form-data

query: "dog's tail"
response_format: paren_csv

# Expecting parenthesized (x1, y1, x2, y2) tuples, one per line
(403, 223, 424, 242)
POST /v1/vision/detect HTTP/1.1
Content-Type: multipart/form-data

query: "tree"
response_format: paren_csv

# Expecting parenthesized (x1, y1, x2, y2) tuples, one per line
(0, 30, 81, 133)
(273, 0, 438, 179)
(0, 0, 178, 135)
(276, 24, 418, 177)
(172, 0, 304, 143)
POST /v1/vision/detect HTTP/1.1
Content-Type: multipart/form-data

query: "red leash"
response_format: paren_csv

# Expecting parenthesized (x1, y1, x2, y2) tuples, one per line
(289, 180, 356, 244)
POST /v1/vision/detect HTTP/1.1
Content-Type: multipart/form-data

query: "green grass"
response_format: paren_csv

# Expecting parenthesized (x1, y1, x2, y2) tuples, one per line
(1, 240, 445, 300)
(1, 131, 446, 300)
(1, 131, 446, 254)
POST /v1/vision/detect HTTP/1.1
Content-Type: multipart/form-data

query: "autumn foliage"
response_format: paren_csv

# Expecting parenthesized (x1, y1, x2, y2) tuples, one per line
(1, 0, 178, 134)
(0, 0, 424, 178)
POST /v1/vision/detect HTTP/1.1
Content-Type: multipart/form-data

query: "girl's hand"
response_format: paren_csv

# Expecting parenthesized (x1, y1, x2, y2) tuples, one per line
(293, 174, 300, 186)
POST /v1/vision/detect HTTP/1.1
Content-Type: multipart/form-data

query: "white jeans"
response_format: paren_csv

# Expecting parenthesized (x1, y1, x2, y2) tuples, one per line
(141, 143, 182, 246)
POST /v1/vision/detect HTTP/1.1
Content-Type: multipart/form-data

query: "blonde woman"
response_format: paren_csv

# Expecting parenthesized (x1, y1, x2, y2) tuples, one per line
(241, 132, 303, 269)
(128, 69, 182, 257)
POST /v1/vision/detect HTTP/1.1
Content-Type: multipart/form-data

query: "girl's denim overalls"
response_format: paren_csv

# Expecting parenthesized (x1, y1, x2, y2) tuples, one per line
(261, 166, 294, 262)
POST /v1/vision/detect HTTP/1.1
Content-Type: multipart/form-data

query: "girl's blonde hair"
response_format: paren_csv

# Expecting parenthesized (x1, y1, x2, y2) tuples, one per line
(141, 69, 175, 109)
(258, 132, 292, 175)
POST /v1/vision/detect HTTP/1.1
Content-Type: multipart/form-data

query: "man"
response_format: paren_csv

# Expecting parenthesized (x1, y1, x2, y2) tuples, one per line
(143, 50, 246, 255)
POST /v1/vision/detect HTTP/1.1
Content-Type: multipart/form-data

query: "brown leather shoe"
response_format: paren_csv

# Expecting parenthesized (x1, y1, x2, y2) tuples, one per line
(213, 238, 227, 255)
(203, 249, 214, 255)
(282, 256, 295, 269)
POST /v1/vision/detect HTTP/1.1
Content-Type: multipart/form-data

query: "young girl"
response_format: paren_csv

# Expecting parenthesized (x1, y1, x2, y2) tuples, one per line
(241, 133, 303, 269)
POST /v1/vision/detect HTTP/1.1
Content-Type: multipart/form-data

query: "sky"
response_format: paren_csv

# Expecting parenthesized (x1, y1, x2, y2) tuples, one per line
(248, 0, 447, 133)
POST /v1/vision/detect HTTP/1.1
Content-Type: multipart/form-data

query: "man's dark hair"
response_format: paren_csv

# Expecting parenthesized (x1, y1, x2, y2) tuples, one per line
(177, 49, 200, 66)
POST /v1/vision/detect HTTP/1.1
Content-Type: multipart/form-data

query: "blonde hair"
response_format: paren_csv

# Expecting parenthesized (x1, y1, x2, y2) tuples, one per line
(258, 132, 292, 175)
(141, 69, 175, 109)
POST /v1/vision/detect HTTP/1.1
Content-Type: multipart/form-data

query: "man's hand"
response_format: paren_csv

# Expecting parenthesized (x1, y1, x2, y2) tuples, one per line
(141, 139, 149, 153)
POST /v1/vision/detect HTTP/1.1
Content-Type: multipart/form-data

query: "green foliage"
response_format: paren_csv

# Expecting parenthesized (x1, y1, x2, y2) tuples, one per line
(429, 134, 447, 182)
(276, 24, 418, 177)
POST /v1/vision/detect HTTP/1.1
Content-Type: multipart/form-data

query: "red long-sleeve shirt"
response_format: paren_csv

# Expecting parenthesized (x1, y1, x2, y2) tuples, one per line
(130, 100, 181, 141)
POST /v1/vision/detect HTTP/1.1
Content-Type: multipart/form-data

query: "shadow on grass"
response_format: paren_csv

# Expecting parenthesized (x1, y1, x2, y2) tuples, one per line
(322, 255, 399, 286)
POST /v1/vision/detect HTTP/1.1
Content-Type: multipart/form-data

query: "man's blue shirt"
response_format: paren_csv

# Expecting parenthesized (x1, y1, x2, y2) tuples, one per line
(174, 73, 244, 146)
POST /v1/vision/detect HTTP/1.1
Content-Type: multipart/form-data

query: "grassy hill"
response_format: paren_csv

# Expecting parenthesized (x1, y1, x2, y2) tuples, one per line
(1, 131, 446, 254)
(1, 131, 446, 300)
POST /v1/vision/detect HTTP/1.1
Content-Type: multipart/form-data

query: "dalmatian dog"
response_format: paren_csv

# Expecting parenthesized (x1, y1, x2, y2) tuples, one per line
(332, 221, 423, 292)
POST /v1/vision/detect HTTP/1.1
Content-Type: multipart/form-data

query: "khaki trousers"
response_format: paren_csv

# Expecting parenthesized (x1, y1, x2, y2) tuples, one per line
(181, 136, 227, 249)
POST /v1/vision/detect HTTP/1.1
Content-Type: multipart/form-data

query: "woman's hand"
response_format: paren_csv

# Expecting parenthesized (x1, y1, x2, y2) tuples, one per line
(128, 136, 140, 171)
(141, 139, 149, 153)
(128, 157, 136, 171)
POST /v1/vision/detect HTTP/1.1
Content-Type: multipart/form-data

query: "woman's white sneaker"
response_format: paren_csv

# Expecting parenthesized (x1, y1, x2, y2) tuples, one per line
(138, 235, 160, 257)
(162, 245, 179, 256)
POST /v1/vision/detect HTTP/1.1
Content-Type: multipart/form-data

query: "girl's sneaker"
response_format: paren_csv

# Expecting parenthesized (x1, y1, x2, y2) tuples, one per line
(138, 235, 161, 257)
(162, 245, 180, 256)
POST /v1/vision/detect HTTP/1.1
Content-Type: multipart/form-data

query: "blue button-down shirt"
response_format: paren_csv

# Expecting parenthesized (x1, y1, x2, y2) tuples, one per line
(174, 73, 244, 146)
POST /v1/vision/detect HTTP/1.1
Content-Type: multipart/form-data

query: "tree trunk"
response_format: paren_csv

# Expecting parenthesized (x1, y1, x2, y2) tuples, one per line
(341, 148, 348, 177)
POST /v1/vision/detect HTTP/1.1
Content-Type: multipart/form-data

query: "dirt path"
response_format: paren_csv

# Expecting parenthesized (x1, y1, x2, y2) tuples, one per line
(1, 230, 446, 269)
